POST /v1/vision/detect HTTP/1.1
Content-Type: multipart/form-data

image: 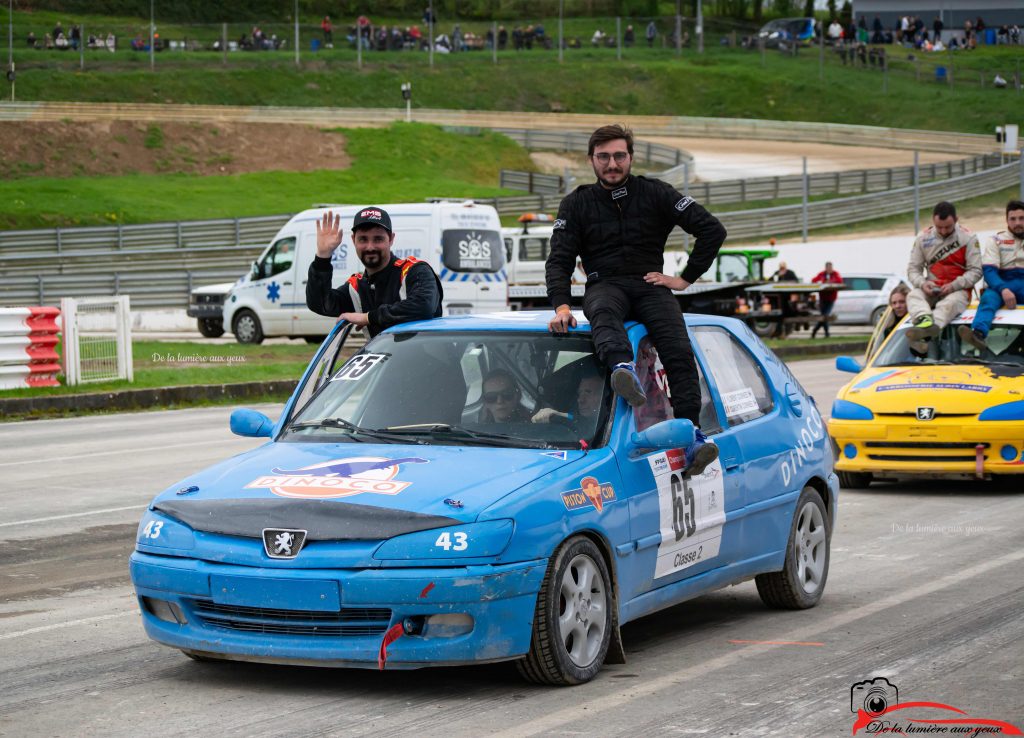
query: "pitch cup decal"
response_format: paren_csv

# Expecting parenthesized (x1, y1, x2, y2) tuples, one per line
(561, 476, 616, 512)
(246, 457, 428, 499)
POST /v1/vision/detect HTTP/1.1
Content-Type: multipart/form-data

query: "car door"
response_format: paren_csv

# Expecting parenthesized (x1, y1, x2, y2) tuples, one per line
(691, 324, 820, 561)
(613, 332, 739, 601)
(248, 235, 297, 334)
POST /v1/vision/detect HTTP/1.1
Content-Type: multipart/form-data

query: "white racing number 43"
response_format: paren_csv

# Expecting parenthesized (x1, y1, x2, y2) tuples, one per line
(141, 520, 163, 539)
(435, 531, 468, 552)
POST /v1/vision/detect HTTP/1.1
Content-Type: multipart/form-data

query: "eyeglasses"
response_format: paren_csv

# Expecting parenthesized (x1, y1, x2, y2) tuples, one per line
(483, 389, 517, 403)
(592, 152, 630, 164)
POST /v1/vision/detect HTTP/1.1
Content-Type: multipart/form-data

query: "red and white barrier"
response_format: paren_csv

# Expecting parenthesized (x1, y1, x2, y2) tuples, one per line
(0, 307, 62, 389)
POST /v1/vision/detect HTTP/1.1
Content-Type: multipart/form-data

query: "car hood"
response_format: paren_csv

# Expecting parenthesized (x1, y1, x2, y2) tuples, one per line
(151, 442, 584, 540)
(841, 365, 1024, 415)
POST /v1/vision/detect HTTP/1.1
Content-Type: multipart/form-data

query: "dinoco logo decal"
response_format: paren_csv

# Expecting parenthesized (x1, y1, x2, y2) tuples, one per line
(561, 476, 616, 512)
(245, 457, 428, 499)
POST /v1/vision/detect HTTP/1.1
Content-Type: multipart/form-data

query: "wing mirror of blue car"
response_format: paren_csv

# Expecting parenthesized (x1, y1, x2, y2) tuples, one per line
(628, 418, 696, 456)
(836, 356, 863, 374)
(230, 408, 274, 438)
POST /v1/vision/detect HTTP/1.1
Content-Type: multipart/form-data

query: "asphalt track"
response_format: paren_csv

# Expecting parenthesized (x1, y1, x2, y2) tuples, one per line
(1, 358, 1021, 737)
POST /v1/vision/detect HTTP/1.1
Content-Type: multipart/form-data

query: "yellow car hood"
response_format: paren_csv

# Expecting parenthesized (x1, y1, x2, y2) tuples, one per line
(841, 365, 1023, 415)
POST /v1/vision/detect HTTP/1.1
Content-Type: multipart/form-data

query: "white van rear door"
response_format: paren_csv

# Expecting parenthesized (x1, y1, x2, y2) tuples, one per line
(437, 209, 506, 313)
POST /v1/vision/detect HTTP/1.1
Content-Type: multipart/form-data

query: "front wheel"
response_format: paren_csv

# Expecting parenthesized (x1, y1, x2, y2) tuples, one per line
(517, 536, 612, 685)
(756, 487, 830, 610)
(869, 306, 886, 326)
(197, 318, 224, 338)
(838, 470, 873, 489)
(232, 309, 264, 344)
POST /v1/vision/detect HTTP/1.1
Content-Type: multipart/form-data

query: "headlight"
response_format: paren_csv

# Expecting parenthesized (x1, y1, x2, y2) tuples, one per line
(136, 511, 195, 551)
(979, 400, 1024, 421)
(831, 399, 874, 421)
(373, 519, 514, 561)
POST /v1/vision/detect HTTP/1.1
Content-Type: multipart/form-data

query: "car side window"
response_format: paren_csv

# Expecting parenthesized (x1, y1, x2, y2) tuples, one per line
(634, 337, 721, 435)
(258, 237, 296, 279)
(519, 237, 548, 262)
(288, 323, 352, 421)
(868, 277, 888, 290)
(845, 277, 871, 291)
(693, 326, 773, 427)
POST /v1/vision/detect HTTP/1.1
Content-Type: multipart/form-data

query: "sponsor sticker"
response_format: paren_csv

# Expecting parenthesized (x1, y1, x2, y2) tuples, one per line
(611, 187, 628, 200)
(246, 456, 427, 499)
(561, 476, 616, 512)
(876, 383, 991, 393)
(721, 388, 760, 417)
(674, 196, 694, 213)
(553, 218, 566, 230)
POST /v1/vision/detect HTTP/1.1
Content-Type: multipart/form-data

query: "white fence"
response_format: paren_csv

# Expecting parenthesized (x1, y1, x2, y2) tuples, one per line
(61, 296, 134, 385)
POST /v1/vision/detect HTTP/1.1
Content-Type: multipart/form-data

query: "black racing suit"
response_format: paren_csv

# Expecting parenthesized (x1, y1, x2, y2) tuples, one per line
(306, 255, 443, 338)
(545, 175, 727, 426)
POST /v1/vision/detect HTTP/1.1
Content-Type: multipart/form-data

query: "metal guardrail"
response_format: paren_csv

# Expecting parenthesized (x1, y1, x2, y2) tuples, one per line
(499, 170, 567, 196)
(1, 159, 1016, 308)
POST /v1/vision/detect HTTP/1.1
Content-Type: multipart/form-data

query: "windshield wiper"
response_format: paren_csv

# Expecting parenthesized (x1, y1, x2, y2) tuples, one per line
(289, 418, 425, 444)
(380, 423, 551, 449)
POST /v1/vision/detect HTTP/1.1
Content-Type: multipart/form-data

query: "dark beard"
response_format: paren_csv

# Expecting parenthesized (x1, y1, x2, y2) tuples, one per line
(360, 251, 385, 269)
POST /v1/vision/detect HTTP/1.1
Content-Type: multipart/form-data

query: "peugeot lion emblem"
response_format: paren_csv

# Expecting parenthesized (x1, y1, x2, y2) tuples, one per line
(916, 407, 936, 421)
(262, 528, 308, 559)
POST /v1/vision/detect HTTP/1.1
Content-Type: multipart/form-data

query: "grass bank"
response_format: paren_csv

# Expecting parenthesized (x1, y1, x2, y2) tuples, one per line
(0, 122, 533, 229)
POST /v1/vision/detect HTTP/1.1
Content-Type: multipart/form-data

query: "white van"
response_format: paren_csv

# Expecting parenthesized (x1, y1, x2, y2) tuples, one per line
(223, 201, 507, 343)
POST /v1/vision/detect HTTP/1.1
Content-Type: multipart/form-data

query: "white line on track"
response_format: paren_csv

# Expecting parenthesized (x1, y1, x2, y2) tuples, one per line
(494, 548, 1024, 738)
(0, 505, 146, 528)
(0, 611, 135, 641)
(0, 440, 237, 468)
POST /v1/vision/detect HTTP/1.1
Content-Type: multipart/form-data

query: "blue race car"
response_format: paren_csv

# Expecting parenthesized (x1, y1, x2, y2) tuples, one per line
(130, 311, 838, 685)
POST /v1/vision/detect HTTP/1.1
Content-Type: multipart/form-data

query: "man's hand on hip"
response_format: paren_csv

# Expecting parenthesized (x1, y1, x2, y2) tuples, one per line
(644, 272, 689, 291)
(316, 210, 344, 259)
(1002, 288, 1018, 310)
(549, 305, 577, 333)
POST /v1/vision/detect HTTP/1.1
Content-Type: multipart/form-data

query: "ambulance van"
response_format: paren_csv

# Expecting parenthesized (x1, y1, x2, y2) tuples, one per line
(223, 201, 506, 343)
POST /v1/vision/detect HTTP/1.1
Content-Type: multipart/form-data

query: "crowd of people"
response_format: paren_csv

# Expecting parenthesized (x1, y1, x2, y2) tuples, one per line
(26, 21, 116, 52)
(824, 13, 1021, 52)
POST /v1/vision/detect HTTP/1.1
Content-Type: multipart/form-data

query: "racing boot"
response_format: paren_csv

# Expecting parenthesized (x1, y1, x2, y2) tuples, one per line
(684, 428, 719, 478)
(958, 324, 988, 351)
(906, 315, 939, 354)
(611, 362, 646, 407)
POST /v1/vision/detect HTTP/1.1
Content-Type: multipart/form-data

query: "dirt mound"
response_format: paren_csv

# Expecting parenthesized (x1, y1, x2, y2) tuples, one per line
(0, 121, 350, 179)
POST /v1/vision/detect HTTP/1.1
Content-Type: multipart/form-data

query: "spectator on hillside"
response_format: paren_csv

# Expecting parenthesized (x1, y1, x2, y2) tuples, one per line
(811, 262, 843, 339)
(55, 32, 69, 50)
(106, 32, 116, 52)
(646, 20, 657, 47)
(53, 21, 63, 40)
(27, 31, 37, 48)
(828, 20, 843, 44)
(871, 15, 883, 43)
(591, 28, 606, 47)
(321, 16, 334, 48)
(624, 25, 635, 46)
(44, 33, 54, 49)
(512, 26, 523, 50)
(497, 25, 507, 50)
(933, 16, 943, 41)
(69, 24, 81, 50)
(524, 24, 535, 50)
(452, 24, 464, 51)
(422, 7, 436, 27)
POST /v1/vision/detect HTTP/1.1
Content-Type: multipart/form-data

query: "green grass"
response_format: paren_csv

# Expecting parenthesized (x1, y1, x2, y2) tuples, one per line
(766, 334, 869, 348)
(0, 122, 535, 229)
(0, 340, 319, 399)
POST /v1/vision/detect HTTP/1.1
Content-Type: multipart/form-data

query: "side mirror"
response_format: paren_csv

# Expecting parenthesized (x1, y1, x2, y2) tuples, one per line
(230, 408, 273, 438)
(250, 261, 261, 280)
(836, 356, 863, 374)
(628, 418, 695, 455)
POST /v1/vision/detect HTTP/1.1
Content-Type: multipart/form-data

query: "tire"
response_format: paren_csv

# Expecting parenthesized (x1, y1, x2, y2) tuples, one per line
(197, 318, 224, 338)
(869, 306, 886, 326)
(838, 470, 873, 489)
(756, 487, 830, 610)
(517, 536, 612, 685)
(232, 309, 264, 344)
(303, 335, 327, 345)
(752, 320, 776, 338)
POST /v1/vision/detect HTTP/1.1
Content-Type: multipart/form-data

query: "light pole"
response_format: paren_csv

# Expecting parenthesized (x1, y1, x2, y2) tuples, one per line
(558, 0, 563, 64)
(428, 2, 434, 68)
(697, 0, 704, 54)
(7, 0, 14, 101)
(401, 82, 412, 123)
(675, 0, 681, 56)
(149, 0, 154, 72)
(293, 0, 299, 67)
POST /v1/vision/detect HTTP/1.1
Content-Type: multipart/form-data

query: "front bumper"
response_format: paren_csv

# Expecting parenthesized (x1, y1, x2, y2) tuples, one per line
(130, 552, 547, 668)
(829, 417, 1024, 477)
(186, 304, 224, 319)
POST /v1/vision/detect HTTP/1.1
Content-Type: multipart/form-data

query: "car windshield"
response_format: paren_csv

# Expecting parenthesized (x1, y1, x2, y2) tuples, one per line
(286, 331, 611, 448)
(873, 322, 1024, 374)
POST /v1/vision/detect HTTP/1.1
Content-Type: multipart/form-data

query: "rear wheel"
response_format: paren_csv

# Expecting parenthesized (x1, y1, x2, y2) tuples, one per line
(232, 310, 264, 344)
(197, 318, 224, 338)
(517, 536, 612, 685)
(756, 487, 830, 610)
(838, 470, 873, 489)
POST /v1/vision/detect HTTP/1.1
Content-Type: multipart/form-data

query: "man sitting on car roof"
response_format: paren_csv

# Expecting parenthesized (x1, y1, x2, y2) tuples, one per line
(960, 199, 1024, 350)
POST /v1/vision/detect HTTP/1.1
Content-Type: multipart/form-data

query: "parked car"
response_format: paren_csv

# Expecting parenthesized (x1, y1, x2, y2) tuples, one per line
(130, 311, 837, 684)
(752, 17, 816, 48)
(831, 273, 908, 326)
(830, 305, 1024, 488)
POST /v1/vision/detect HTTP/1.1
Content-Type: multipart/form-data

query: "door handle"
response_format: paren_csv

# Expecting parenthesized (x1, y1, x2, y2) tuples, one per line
(282, 281, 293, 286)
(724, 457, 740, 472)
(785, 382, 804, 417)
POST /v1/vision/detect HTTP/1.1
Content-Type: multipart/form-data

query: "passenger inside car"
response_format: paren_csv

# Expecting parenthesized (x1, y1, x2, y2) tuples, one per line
(478, 369, 532, 423)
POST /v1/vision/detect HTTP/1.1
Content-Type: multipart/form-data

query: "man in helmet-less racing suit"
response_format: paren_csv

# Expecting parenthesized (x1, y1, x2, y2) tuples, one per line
(545, 124, 727, 476)
(905, 200, 982, 354)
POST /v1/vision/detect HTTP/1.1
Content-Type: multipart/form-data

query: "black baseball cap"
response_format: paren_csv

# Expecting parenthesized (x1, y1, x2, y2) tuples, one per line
(351, 206, 392, 234)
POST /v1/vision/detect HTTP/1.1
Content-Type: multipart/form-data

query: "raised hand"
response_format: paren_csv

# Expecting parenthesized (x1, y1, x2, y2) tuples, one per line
(315, 210, 343, 259)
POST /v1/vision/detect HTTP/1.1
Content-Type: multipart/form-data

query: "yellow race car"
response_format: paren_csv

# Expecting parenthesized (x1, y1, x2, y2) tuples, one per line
(829, 305, 1024, 487)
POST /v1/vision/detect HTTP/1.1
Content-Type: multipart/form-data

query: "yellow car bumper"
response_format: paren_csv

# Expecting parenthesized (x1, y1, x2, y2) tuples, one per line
(829, 418, 1024, 477)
